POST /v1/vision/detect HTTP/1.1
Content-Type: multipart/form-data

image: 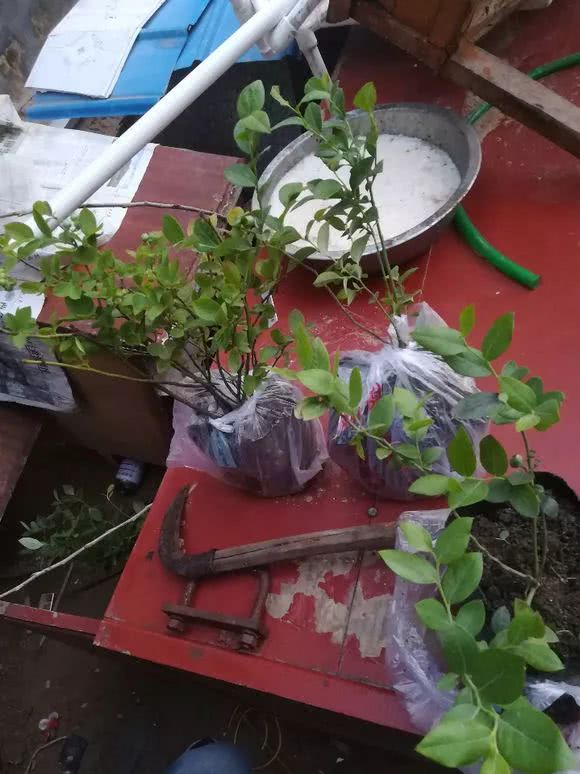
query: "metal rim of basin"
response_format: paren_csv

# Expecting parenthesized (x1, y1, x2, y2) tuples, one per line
(256, 102, 482, 264)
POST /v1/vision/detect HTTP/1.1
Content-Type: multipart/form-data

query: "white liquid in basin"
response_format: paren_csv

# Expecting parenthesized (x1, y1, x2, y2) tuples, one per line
(270, 134, 461, 253)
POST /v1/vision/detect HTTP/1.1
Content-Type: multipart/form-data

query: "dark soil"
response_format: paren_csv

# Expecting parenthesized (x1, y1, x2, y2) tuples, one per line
(469, 474, 580, 662)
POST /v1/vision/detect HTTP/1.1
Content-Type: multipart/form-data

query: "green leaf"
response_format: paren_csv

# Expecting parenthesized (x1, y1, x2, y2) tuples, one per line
(486, 479, 512, 504)
(459, 304, 476, 337)
(65, 294, 94, 317)
(400, 521, 433, 552)
(313, 270, 341, 287)
(454, 392, 500, 420)
(392, 387, 419, 417)
(353, 81, 377, 112)
(417, 719, 492, 768)
(422, 447, 444, 466)
(32, 204, 53, 237)
(192, 218, 221, 250)
(192, 297, 221, 322)
(481, 751, 510, 774)
(228, 350, 242, 372)
(499, 376, 537, 413)
(508, 470, 533, 485)
(368, 395, 394, 431)
(515, 640, 563, 672)
(470, 649, 525, 705)
(515, 413, 540, 432)
(498, 700, 575, 774)
(408, 474, 450, 497)
(309, 179, 342, 199)
(240, 109, 271, 133)
(4, 221, 35, 241)
(507, 607, 545, 645)
(269, 84, 290, 108)
(437, 673, 458, 692)
(435, 517, 473, 564)
(295, 397, 326, 420)
(299, 88, 331, 103)
(162, 215, 184, 244)
(19, 536, 45, 551)
(480, 435, 508, 476)
(482, 313, 514, 361)
(379, 549, 437, 584)
(439, 623, 479, 675)
(278, 182, 303, 207)
(224, 164, 257, 188)
(535, 399, 561, 431)
(317, 222, 329, 253)
(295, 324, 313, 369)
(350, 234, 368, 263)
(447, 426, 476, 476)
(413, 326, 466, 356)
(349, 367, 363, 409)
(304, 102, 323, 133)
(415, 598, 449, 631)
(509, 484, 540, 518)
(310, 337, 330, 371)
(297, 369, 335, 396)
(448, 479, 489, 509)
(492, 606, 511, 633)
(78, 207, 98, 237)
(236, 79, 265, 118)
(442, 553, 483, 604)
(456, 599, 486, 636)
(446, 348, 493, 377)
(375, 447, 391, 461)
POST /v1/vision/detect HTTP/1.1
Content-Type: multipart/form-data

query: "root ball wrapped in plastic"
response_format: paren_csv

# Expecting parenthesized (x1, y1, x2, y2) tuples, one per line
(168, 375, 327, 497)
(328, 304, 487, 500)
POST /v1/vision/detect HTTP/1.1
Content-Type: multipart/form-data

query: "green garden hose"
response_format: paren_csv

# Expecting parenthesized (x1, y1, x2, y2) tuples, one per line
(454, 52, 580, 289)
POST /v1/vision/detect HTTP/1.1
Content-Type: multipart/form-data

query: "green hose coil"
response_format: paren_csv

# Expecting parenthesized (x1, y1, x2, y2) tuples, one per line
(454, 52, 580, 289)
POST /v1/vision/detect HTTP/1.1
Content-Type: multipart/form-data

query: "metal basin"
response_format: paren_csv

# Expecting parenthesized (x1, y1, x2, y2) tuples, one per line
(257, 103, 481, 274)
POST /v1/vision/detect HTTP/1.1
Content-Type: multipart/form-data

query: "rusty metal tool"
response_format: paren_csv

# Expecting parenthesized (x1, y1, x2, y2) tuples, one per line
(159, 486, 396, 580)
(158, 486, 396, 650)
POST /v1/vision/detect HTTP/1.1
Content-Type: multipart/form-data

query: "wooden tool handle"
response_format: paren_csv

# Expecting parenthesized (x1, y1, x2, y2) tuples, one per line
(211, 523, 396, 575)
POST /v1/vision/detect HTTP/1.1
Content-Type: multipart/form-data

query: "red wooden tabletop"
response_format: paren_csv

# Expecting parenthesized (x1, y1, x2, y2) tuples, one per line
(96, 0, 580, 736)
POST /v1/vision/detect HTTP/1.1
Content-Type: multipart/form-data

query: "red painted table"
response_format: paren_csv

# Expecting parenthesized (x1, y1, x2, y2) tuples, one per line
(4, 0, 580, 743)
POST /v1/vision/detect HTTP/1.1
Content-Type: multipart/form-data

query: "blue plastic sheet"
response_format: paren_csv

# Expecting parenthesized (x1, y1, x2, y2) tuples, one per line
(26, 0, 294, 121)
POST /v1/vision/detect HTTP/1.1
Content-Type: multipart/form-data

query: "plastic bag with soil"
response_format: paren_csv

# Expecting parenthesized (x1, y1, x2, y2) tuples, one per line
(167, 375, 327, 497)
(385, 509, 580, 773)
(328, 303, 487, 500)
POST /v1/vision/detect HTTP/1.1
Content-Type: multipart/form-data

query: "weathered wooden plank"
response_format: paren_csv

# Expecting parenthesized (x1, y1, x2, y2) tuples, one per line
(444, 40, 580, 158)
(351, 0, 447, 69)
(467, 0, 524, 40)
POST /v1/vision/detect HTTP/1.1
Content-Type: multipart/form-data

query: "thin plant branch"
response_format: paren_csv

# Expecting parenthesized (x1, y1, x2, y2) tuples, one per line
(0, 503, 151, 600)
(470, 533, 537, 584)
(24, 736, 67, 774)
(0, 200, 224, 221)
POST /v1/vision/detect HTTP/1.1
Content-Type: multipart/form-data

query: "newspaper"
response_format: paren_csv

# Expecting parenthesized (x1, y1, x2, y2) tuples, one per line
(26, 0, 168, 98)
(0, 96, 155, 319)
(0, 97, 154, 410)
(0, 333, 76, 412)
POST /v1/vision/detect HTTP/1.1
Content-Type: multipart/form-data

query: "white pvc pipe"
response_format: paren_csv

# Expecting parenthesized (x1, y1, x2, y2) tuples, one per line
(45, 0, 301, 225)
(296, 28, 329, 78)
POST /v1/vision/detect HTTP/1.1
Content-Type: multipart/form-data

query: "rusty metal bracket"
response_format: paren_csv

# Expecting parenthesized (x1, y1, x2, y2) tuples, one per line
(162, 570, 270, 651)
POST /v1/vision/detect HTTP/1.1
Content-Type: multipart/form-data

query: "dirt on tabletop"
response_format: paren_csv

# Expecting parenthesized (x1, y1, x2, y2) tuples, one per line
(470, 474, 580, 664)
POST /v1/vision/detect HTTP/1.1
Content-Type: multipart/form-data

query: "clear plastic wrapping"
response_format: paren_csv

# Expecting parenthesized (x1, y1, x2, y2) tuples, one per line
(167, 375, 327, 497)
(329, 303, 487, 500)
(385, 509, 580, 772)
